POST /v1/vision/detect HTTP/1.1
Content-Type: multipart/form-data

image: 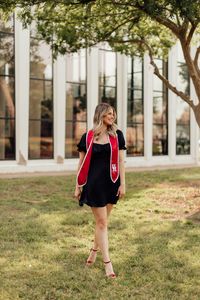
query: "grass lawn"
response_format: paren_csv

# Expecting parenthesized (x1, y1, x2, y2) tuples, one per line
(0, 168, 200, 300)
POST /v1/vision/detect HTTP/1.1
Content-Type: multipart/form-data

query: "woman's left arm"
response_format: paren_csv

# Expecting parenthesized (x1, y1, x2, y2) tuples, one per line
(117, 150, 126, 198)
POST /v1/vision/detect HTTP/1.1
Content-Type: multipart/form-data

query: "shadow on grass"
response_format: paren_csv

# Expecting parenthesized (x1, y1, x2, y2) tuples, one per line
(112, 219, 200, 299)
(187, 210, 200, 223)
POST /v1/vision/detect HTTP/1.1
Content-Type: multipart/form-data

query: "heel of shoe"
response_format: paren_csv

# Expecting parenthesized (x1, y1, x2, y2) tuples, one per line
(86, 248, 98, 266)
(104, 261, 116, 278)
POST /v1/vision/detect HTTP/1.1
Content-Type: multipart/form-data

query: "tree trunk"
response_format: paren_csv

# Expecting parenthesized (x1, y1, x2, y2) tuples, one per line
(193, 104, 200, 128)
(180, 41, 200, 103)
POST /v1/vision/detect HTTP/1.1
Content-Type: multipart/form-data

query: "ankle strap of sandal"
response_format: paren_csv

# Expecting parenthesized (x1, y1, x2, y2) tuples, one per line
(104, 260, 111, 264)
(91, 248, 98, 252)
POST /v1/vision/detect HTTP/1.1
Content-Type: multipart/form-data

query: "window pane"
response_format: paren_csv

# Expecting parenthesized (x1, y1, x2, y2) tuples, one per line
(134, 56, 143, 72)
(176, 99, 190, 125)
(99, 50, 116, 86)
(0, 77, 15, 118)
(99, 86, 116, 108)
(176, 44, 190, 155)
(153, 124, 168, 155)
(0, 118, 15, 160)
(177, 63, 189, 94)
(66, 50, 86, 83)
(128, 56, 143, 89)
(133, 72, 142, 89)
(65, 121, 87, 158)
(134, 90, 143, 100)
(0, 33, 15, 76)
(126, 124, 144, 156)
(154, 58, 163, 69)
(176, 100, 190, 155)
(29, 120, 53, 159)
(128, 89, 142, 101)
(99, 47, 117, 109)
(153, 92, 167, 124)
(176, 125, 190, 155)
(30, 39, 53, 80)
(29, 35, 53, 159)
(29, 80, 53, 120)
(127, 56, 144, 157)
(66, 83, 87, 122)
(153, 60, 168, 155)
(127, 100, 143, 123)
(0, 16, 15, 160)
(65, 51, 87, 158)
(153, 76, 163, 91)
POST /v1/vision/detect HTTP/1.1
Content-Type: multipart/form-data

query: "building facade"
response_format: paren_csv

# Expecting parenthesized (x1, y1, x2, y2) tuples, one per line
(0, 16, 199, 174)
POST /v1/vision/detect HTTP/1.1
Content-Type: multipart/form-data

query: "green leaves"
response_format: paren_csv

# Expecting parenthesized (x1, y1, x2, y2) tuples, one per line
(1, 0, 199, 59)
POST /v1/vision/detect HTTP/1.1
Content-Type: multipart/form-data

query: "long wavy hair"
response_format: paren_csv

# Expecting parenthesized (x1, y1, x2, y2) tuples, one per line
(93, 103, 118, 139)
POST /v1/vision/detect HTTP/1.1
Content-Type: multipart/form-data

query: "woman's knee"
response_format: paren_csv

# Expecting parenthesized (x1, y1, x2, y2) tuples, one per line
(96, 217, 107, 230)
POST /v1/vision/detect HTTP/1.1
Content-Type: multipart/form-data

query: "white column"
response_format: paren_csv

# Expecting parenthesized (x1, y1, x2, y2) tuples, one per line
(87, 47, 99, 129)
(143, 54, 153, 161)
(168, 45, 177, 161)
(117, 53, 127, 134)
(15, 16, 30, 165)
(53, 54, 66, 163)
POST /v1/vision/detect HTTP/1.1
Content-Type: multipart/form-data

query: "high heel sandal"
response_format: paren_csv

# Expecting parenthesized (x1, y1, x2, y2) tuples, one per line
(104, 261, 116, 278)
(86, 248, 98, 266)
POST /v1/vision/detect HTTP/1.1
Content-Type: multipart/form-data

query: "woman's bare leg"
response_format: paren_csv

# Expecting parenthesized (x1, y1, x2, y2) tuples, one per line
(106, 204, 114, 218)
(87, 204, 114, 265)
(91, 206, 115, 276)
(90, 204, 114, 249)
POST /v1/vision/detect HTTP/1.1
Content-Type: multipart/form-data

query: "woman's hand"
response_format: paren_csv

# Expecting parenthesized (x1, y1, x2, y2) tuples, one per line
(74, 186, 81, 200)
(116, 184, 125, 198)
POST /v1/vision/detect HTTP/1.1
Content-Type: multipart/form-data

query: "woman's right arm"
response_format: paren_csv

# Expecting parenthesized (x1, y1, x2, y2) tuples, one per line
(74, 151, 86, 199)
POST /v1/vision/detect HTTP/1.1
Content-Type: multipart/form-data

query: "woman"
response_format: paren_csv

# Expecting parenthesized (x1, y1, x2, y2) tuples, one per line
(74, 103, 126, 278)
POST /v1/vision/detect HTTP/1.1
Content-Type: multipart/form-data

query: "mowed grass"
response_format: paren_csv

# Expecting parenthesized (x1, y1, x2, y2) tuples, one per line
(0, 168, 200, 300)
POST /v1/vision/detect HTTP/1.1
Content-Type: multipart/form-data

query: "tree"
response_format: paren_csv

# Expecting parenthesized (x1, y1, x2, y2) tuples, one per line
(1, 0, 200, 125)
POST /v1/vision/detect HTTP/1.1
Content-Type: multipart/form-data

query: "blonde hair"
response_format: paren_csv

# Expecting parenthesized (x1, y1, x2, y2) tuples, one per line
(93, 103, 118, 139)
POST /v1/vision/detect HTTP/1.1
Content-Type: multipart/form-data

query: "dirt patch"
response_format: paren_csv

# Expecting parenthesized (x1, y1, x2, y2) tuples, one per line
(147, 183, 200, 222)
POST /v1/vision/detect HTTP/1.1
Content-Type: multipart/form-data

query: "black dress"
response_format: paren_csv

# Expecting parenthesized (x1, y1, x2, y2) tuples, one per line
(77, 129, 126, 207)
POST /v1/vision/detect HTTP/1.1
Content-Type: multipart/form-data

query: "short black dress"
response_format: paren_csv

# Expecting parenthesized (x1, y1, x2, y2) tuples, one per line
(77, 129, 126, 207)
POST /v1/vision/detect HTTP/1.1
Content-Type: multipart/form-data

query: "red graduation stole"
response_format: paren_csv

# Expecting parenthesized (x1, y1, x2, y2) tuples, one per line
(77, 130, 119, 187)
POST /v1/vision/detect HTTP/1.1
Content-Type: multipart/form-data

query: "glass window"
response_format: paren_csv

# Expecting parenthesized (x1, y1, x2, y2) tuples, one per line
(99, 45, 117, 110)
(176, 44, 190, 155)
(0, 16, 15, 160)
(153, 59, 168, 156)
(0, 33, 15, 76)
(30, 40, 53, 80)
(29, 31, 53, 159)
(127, 56, 144, 156)
(65, 50, 87, 158)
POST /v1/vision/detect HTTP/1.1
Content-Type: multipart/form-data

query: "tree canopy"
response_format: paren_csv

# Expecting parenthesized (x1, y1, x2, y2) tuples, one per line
(1, 0, 200, 125)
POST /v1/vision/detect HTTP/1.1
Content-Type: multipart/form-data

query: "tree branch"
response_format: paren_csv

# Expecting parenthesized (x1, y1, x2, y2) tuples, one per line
(106, 36, 196, 108)
(149, 16, 180, 37)
(186, 23, 197, 46)
(144, 41, 195, 109)
(152, 60, 195, 108)
(194, 46, 200, 75)
(180, 40, 200, 101)
(134, 2, 180, 38)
